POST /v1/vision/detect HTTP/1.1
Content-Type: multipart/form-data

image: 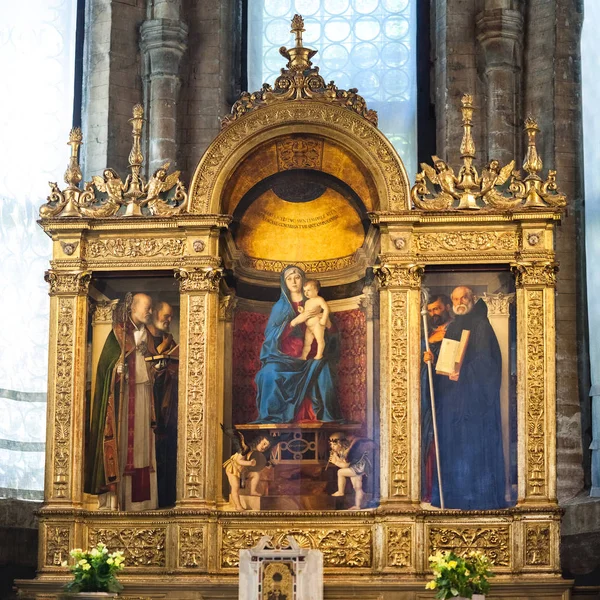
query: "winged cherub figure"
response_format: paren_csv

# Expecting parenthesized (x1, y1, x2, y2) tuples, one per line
(87, 168, 125, 217)
(144, 163, 183, 215)
(221, 424, 273, 511)
(414, 156, 459, 210)
(479, 159, 519, 208)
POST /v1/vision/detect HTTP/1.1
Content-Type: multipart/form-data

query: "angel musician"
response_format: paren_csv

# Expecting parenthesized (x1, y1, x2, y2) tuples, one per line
(221, 425, 273, 511)
(327, 432, 374, 510)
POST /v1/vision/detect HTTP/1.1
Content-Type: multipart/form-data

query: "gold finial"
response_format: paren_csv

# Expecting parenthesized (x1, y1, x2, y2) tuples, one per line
(64, 127, 83, 188)
(279, 14, 317, 74)
(522, 117, 543, 180)
(459, 94, 476, 159)
(291, 14, 305, 48)
(124, 104, 145, 215)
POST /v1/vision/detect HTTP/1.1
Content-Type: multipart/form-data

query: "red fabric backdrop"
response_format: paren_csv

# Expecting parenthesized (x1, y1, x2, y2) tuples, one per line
(231, 308, 367, 425)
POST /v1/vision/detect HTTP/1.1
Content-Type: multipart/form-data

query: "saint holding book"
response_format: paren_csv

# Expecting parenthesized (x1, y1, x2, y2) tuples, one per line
(424, 285, 506, 510)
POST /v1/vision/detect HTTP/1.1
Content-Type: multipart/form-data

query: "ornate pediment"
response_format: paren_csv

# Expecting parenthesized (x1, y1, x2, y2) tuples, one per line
(221, 14, 377, 129)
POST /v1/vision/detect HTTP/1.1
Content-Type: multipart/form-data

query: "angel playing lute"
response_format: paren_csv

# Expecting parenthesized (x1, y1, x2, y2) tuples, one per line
(221, 424, 272, 511)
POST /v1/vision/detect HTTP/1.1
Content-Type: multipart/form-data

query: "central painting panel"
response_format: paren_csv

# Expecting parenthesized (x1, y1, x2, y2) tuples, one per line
(222, 135, 378, 512)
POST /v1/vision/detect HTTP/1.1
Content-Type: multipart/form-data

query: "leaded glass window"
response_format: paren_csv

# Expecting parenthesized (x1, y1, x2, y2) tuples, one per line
(0, 0, 78, 500)
(248, 0, 417, 178)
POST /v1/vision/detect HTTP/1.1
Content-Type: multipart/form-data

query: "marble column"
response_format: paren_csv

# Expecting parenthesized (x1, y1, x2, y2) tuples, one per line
(140, 0, 188, 174)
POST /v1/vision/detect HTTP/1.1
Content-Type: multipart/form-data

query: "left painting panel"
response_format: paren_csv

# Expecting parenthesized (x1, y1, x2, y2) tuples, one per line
(84, 274, 179, 511)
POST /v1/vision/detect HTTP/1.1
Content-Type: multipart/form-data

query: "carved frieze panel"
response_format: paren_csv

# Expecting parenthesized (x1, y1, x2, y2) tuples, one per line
(179, 527, 204, 568)
(44, 524, 70, 567)
(414, 231, 517, 253)
(221, 527, 372, 569)
(525, 523, 551, 566)
(86, 238, 185, 259)
(386, 526, 412, 568)
(88, 527, 166, 567)
(428, 526, 510, 568)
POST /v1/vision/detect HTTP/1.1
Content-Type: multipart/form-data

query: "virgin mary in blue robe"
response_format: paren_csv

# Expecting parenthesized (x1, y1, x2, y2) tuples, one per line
(254, 266, 342, 423)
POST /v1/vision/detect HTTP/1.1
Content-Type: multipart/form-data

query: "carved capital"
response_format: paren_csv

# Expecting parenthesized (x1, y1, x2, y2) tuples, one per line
(176, 267, 223, 292)
(45, 270, 91, 296)
(512, 262, 558, 287)
(481, 292, 515, 316)
(219, 294, 238, 321)
(374, 263, 423, 289)
(91, 299, 118, 325)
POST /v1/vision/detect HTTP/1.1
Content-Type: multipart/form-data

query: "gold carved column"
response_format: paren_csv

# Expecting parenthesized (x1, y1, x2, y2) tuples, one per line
(176, 265, 222, 508)
(376, 263, 423, 505)
(41, 268, 90, 570)
(513, 261, 558, 504)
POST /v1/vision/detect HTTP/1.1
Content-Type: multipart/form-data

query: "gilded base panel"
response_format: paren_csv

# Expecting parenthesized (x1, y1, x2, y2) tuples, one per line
(14, 575, 573, 600)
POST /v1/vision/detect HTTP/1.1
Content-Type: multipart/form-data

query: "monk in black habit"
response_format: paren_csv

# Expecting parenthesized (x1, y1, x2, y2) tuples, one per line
(429, 285, 507, 510)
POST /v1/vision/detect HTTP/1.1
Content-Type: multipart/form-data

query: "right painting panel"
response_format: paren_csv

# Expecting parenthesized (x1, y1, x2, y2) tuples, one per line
(421, 268, 517, 510)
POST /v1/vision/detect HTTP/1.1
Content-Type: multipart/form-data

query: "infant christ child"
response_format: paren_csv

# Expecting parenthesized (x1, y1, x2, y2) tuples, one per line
(300, 279, 331, 360)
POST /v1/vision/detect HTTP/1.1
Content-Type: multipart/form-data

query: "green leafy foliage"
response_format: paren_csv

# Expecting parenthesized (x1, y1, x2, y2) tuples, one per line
(63, 543, 125, 593)
(425, 550, 494, 599)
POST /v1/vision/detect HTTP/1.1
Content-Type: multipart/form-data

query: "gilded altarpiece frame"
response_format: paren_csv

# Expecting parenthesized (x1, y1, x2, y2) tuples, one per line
(19, 17, 570, 600)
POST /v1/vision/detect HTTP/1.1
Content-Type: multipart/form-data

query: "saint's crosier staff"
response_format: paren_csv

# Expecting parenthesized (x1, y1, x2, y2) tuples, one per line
(421, 289, 445, 509)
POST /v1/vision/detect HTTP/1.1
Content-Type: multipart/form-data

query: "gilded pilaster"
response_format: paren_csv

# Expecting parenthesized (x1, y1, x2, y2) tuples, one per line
(375, 263, 423, 505)
(175, 266, 222, 506)
(512, 261, 558, 504)
(44, 269, 91, 505)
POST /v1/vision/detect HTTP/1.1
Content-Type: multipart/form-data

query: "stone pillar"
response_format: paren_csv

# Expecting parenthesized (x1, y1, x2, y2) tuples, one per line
(375, 263, 422, 506)
(140, 0, 188, 174)
(175, 266, 222, 508)
(513, 262, 558, 504)
(476, 3, 524, 164)
(482, 292, 516, 502)
(433, 0, 485, 165)
(81, 0, 146, 176)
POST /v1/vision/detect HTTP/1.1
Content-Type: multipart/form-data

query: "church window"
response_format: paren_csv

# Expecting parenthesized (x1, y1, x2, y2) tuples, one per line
(0, 0, 78, 500)
(247, 0, 418, 178)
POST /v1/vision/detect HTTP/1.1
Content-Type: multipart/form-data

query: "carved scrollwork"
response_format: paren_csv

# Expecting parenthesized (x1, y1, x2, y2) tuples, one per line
(374, 263, 423, 289)
(524, 290, 546, 496)
(184, 295, 206, 498)
(45, 270, 91, 296)
(179, 527, 204, 568)
(387, 527, 412, 568)
(389, 291, 409, 496)
(53, 298, 75, 498)
(88, 528, 166, 567)
(242, 254, 356, 274)
(277, 137, 323, 170)
(512, 262, 558, 287)
(87, 238, 185, 258)
(429, 526, 510, 567)
(415, 231, 517, 253)
(176, 267, 223, 293)
(221, 528, 372, 569)
(525, 523, 551, 566)
(45, 525, 70, 567)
